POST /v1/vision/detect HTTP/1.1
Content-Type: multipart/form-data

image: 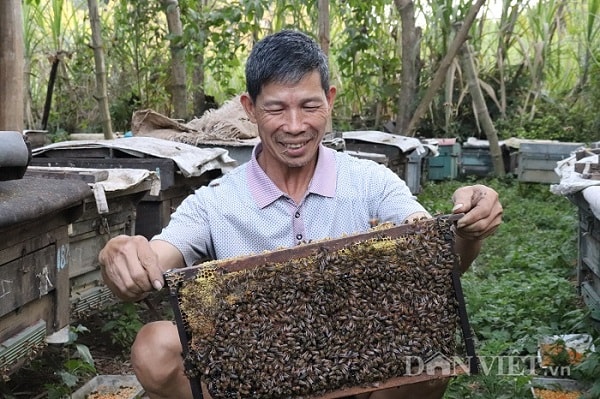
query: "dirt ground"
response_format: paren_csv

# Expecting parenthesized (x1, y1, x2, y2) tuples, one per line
(0, 291, 169, 398)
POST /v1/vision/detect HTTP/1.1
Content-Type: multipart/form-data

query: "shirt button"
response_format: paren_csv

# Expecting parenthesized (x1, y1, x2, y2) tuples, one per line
(296, 234, 303, 240)
(295, 212, 300, 218)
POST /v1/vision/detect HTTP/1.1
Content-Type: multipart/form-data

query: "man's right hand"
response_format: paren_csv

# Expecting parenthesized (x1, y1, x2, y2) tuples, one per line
(98, 235, 168, 302)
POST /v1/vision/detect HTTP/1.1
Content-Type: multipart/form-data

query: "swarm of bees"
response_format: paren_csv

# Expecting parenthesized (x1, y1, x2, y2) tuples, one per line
(166, 217, 466, 399)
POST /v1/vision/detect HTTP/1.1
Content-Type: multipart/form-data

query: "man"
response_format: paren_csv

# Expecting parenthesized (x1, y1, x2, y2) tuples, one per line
(99, 30, 502, 399)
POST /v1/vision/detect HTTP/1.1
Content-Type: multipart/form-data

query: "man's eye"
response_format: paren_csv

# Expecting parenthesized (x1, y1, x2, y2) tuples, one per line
(265, 108, 284, 114)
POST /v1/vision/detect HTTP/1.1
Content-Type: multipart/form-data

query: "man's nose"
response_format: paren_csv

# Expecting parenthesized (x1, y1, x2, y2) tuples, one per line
(284, 109, 305, 133)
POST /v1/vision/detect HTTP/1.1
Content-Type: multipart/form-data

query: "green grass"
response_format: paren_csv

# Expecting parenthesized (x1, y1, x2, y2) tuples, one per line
(416, 177, 599, 398)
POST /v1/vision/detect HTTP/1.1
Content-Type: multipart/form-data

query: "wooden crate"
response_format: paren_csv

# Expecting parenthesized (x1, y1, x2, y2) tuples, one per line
(164, 215, 476, 399)
(0, 177, 90, 376)
(517, 141, 584, 184)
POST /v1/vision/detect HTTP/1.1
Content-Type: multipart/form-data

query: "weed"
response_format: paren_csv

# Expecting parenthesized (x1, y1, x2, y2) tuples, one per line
(100, 302, 144, 350)
(572, 341, 600, 398)
(45, 324, 96, 399)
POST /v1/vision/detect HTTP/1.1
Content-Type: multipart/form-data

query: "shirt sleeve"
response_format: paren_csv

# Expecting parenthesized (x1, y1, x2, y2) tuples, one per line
(369, 162, 428, 223)
(151, 186, 213, 266)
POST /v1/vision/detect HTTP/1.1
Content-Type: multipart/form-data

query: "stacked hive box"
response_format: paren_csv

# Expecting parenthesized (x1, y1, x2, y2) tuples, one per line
(569, 191, 600, 331)
(0, 177, 90, 377)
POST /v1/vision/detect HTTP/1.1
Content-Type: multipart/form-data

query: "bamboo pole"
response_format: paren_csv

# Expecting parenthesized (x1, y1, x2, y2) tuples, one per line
(162, 0, 188, 120)
(87, 0, 114, 139)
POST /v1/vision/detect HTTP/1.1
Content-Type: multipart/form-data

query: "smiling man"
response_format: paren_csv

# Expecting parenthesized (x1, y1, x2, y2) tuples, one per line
(99, 30, 502, 399)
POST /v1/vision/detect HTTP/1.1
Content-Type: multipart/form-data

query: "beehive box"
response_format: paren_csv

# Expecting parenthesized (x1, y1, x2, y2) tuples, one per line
(341, 131, 428, 195)
(427, 139, 461, 181)
(460, 144, 493, 177)
(31, 138, 231, 239)
(24, 166, 156, 320)
(568, 191, 600, 331)
(68, 187, 148, 320)
(164, 216, 476, 399)
(0, 177, 90, 377)
(517, 141, 584, 184)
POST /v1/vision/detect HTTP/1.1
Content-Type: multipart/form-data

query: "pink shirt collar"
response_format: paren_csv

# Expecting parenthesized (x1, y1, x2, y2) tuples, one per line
(247, 143, 337, 208)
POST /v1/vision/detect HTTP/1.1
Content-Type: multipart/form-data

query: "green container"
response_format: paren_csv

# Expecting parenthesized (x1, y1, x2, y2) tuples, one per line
(428, 139, 461, 181)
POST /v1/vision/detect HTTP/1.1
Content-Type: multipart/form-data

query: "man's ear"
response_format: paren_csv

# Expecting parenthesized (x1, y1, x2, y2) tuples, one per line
(240, 93, 257, 123)
(326, 86, 337, 111)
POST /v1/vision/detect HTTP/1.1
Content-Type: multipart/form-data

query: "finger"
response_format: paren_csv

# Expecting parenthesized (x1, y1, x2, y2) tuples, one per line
(135, 237, 164, 290)
(104, 235, 153, 298)
(121, 242, 154, 294)
(451, 186, 479, 214)
(455, 186, 498, 228)
(456, 204, 503, 239)
(456, 215, 501, 240)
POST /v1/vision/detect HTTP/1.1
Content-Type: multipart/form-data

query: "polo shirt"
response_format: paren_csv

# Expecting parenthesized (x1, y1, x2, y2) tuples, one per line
(153, 144, 426, 266)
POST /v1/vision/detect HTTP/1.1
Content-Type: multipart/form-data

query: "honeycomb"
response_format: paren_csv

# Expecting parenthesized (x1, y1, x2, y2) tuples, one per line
(165, 217, 467, 399)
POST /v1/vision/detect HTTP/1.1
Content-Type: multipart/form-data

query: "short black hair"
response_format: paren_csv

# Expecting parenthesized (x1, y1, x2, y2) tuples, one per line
(245, 30, 330, 102)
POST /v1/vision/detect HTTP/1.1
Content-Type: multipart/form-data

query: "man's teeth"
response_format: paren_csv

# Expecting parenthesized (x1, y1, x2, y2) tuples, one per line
(285, 143, 304, 149)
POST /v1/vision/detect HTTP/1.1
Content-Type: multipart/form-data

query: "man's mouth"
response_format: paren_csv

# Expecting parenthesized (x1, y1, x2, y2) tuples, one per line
(284, 142, 306, 150)
(281, 140, 310, 151)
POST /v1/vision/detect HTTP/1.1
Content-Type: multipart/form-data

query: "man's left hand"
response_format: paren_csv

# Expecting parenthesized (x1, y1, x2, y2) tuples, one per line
(451, 184, 503, 241)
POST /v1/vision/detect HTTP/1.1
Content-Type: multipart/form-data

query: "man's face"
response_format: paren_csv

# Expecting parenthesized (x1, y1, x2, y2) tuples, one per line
(242, 71, 336, 169)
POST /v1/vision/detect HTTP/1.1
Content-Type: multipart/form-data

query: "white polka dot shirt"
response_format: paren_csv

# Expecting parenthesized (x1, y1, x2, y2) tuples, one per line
(153, 144, 426, 266)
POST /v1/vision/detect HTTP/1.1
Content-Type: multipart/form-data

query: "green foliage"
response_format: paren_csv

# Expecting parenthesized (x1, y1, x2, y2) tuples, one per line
(44, 324, 96, 398)
(444, 374, 532, 399)
(495, 101, 597, 143)
(19, 0, 600, 143)
(100, 302, 144, 350)
(418, 179, 598, 398)
(572, 344, 600, 398)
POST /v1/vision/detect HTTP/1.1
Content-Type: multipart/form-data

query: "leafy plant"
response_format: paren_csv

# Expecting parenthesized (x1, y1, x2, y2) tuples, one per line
(571, 341, 600, 398)
(100, 302, 144, 350)
(45, 324, 96, 399)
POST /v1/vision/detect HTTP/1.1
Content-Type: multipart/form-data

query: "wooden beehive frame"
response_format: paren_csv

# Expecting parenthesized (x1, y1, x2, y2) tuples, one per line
(164, 214, 476, 399)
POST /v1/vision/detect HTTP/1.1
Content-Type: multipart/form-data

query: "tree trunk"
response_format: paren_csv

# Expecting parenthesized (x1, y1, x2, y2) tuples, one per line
(405, 0, 485, 136)
(318, 0, 332, 133)
(162, 0, 187, 120)
(87, 0, 114, 139)
(192, 0, 208, 117)
(0, 0, 25, 132)
(393, 0, 419, 135)
(459, 42, 505, 177)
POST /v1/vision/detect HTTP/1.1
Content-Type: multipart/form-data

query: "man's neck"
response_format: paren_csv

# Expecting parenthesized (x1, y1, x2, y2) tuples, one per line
(257, 153, 317, 204)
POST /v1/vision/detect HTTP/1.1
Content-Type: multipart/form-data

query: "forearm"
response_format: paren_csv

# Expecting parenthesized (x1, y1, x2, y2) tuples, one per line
(453, 234, 483, 274)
